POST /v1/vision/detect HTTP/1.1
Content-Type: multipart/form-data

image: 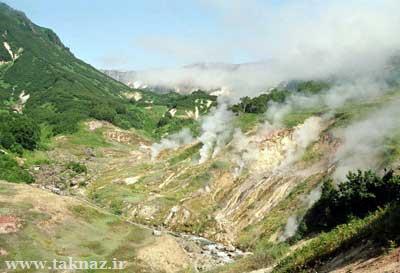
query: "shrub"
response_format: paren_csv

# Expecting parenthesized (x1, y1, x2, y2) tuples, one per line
(0, 112, 40, 151)
(66, 161, 87, 174)
(10, 143, 23, 155)
(89, 105, 116, 122)
(110, 200, 124, 215)
(0, 154, 34, 183)
(231, 89, 290, 114)
(299, 170, 400, 236)
(9, 115, 40, 150)
(0, 131, 15, 149)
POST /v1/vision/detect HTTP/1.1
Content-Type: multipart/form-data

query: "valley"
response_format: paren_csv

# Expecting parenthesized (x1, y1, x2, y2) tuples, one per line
(1, 2, 400, 273)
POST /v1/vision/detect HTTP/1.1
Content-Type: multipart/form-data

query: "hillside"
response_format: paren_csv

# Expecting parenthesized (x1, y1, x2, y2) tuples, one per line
(0, 3, 142, 133)
(0, 3, 216, 138)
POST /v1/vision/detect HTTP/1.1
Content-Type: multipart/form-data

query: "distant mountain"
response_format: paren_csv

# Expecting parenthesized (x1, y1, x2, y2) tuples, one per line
(102, 62, 273, 95)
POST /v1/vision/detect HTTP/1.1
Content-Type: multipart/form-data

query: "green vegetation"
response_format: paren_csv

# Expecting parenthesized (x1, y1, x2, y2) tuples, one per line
(0, 111, 40, 152)
(231, 88, 289, 114)
(132, 89, 217, 110)
(0, 2, 150, 135)
(66, 123, 110, 148)
(289, 80, 331, 95)
(155, 114, 200, 137)
(211, 243, 289, 273)
(0, 3, 214, 141)
(0, 182, 155, 273)
(383, 131, 400, 165)
(268, 169, 400, 272)
(0, 154, 33, 183)
(168, 143, 201, 165)
(231, 81, 330, 114)
(299, 170, 400, 237)
(66, 161, 87, 174)
(233, 113, 261, 132)
(274, 204, 400, 273)
(23, 150, 51, 167)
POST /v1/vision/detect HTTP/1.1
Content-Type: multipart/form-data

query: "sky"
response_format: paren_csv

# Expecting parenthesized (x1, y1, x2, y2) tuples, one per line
(5, 0, 249, 70)
(4, 0, 399, 72)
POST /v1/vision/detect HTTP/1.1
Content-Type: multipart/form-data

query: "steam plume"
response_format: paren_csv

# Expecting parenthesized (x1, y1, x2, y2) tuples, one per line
(198, 103, 234, 163)
(151, 128, 195, 160)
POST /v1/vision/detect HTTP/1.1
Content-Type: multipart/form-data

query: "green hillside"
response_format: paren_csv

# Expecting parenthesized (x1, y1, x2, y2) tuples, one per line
(0, 3, 215, 139)
(0, 3, 155, 134)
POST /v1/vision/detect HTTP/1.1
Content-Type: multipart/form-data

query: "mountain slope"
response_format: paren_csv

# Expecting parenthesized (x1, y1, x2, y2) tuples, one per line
(0, 2, 217, 139)
(0, 2, 153, 134)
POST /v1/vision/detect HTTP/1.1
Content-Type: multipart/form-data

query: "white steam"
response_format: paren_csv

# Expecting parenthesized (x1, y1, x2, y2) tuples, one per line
(230, 128, 263, 177)
(279, 117, 323, 169)
(280, 186, 322, 241)
(151, 128, 195, 160)
(151, 103, 235, 163)
(198, 103, 234, 163)
(280, 216, 299, 242)
(122, 0, 400, 100)
(229, 116, 323, 177)
(333, 100, 400, 181)
(265, 78, 389, 126)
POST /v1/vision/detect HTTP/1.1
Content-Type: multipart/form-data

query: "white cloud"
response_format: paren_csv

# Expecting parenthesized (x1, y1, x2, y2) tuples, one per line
(129, 0, 400, 98)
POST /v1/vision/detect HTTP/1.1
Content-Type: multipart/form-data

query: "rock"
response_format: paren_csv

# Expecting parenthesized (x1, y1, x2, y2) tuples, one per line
(216, 243, 225, 251)
(86, 120, 105, 131)
(171, 206, 180, 213)
(49, 186, 62, 195)
(15, 157, 25, 166)
(182, 208, 191, 221)
(70, 179, 78, 186)
(124, 176, 139, 185)
(225, 244, 236, 252)
(152, 230, 162, 236)
(85, 148, 96, 158)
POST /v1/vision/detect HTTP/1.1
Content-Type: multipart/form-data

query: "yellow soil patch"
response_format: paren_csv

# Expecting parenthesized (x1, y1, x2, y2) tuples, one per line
(137, 235, 191, 273)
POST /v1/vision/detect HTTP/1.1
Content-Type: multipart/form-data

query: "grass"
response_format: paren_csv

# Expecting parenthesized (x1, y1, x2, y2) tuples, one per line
(23, 150, 51, 167)
(234, 113, 261, 132)
(168, 143, 201, 165)
(273, 203, 400, 273)
(67, 124, 110, 148)
(382, 130, 400, 166)
(0, 184, 155, 273)
(282, 107, 324, 128)
(210, 243, 289, 273)
(280, 88, 400, 129)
